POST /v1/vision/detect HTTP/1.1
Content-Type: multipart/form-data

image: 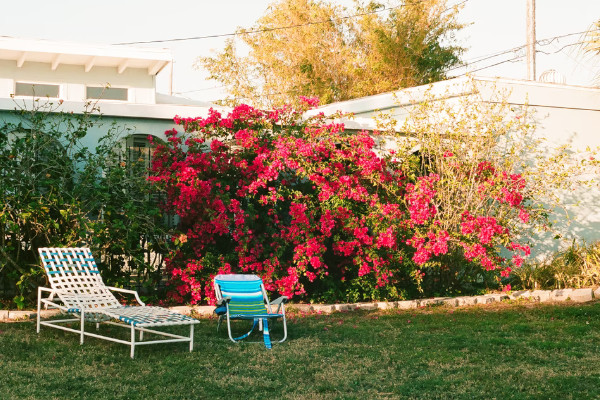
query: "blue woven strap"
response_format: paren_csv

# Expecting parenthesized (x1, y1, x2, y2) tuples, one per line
(233, 319, 258, 341)
(262, 318, 272, 349)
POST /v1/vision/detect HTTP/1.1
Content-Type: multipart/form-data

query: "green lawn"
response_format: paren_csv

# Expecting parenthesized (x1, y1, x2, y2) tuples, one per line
(2, 301, 600, 399)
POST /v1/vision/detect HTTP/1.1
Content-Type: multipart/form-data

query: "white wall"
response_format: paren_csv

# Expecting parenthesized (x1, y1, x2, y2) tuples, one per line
(0, 60, 155, 103)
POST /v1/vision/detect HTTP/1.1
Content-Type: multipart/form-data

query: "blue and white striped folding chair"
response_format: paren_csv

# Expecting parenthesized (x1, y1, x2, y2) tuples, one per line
(214, 274, 288, 349)
(37, 247, 200, 358)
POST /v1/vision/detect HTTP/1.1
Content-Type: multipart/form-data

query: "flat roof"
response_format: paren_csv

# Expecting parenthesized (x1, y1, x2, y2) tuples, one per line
(0, 97, 229, 121)
(0, 36, 172, 75)
(308, 75, 600, 118)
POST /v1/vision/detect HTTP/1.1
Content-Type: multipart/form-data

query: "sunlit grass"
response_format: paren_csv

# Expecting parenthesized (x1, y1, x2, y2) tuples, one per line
(2, 301, 600, 399)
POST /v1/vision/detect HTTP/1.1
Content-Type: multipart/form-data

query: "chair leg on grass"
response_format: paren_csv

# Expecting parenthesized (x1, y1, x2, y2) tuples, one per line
(189, 324, 194, 352)
(96, 323, 100, 331)
(279, 315, 288, 343)
(140, 329, 144, 341)
(36, 288, 41, 334)
(80, 312, 85, 345)
(130, 324, 136, 359)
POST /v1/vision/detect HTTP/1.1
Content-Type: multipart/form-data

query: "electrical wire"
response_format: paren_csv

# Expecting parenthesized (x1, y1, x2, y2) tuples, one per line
(113, 0, 466, 45)
(447, 29, 599, 73)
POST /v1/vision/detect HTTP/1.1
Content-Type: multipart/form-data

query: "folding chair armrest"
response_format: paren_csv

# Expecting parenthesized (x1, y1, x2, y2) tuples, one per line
(216, 296, 231, 306)
(271, 296, 288, 314)
(106, 286, 145, 306)
(271, 296, 288, 305)
(38, 287, 71, 311)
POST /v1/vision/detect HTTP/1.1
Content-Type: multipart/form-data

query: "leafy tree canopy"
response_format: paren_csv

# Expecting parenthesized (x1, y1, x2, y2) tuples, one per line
(198, 0, 465, 108)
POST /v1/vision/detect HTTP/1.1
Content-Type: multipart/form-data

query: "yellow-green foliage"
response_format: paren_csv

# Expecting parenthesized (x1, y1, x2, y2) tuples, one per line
(199, 0, 464, 108)
(513, 240, 600, 290)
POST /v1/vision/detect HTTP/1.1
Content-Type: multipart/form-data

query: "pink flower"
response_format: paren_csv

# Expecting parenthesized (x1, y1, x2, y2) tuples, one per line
(519, 208, 530, 223)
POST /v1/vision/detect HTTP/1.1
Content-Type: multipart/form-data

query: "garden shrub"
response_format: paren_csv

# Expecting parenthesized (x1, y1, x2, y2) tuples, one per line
(150, 96, 536, 305)
(0, 100, 168, 308)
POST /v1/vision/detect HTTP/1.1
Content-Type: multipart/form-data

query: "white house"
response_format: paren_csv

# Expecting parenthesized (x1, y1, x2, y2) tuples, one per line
(310, 75, 600, 257)
(2, 37, 599, 257)
(0, 36, 226, 154)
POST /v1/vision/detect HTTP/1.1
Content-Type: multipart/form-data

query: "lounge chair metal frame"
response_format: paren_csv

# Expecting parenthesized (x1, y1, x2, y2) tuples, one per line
(214, 274, 288, 349)
(37, 247, 200, 358)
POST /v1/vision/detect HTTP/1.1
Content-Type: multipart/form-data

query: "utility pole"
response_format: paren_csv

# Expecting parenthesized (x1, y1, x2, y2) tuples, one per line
(526, 0, 536, 80)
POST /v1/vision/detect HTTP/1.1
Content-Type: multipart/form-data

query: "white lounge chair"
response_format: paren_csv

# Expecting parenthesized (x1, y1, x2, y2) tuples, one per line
(37, 247, 200, 358)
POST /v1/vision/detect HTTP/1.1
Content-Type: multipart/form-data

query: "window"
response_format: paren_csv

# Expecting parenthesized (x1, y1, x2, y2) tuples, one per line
(86, 86, 128, 101)
(14, 82, 60, 98)
(123, 134, 155, 170)
(116, 134, 178, 228)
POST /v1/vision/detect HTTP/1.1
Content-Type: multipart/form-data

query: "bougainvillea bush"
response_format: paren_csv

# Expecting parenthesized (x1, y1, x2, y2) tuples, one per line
(150, 98, 534, 305)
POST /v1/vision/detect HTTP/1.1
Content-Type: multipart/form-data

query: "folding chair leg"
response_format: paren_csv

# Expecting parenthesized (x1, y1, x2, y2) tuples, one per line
(96, 323, 100, 331)
(227, 316, 259, 343)
(279, 314, 288, 343)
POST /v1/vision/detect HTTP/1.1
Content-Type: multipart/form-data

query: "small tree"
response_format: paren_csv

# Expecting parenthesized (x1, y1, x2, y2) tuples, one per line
(199, 0, 464, 108)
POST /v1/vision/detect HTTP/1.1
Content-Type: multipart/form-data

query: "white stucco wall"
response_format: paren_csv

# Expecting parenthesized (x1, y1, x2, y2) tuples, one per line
(0, 98, 223, 152)
(0, 60, 155, 103)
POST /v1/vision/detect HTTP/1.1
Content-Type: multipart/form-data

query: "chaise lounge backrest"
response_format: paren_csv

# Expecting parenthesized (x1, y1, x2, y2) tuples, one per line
(39, 247, 120, 310)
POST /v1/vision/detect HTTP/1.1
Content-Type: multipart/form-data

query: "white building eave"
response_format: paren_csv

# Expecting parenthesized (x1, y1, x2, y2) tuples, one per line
(0, 37, 172, 75)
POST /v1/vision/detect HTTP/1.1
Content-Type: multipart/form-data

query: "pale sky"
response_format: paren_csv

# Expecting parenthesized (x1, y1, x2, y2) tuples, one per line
(1, 0, 599, 103)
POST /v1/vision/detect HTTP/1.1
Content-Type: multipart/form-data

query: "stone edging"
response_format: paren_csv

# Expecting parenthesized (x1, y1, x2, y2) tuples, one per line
(2, 287, 598, 321)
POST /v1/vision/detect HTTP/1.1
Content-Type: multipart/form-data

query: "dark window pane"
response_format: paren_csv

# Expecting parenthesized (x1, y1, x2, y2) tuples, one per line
(86, 86, 128, 101)
(15, 82, 60, 97)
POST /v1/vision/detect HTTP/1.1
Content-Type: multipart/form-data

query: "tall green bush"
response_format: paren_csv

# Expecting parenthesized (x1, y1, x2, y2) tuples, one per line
(0, 100, 168, 308)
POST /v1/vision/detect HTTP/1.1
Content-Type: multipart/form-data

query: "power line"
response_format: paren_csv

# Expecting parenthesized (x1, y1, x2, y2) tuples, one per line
(173, 85, 226, 94)
(450, 55, 523, 77)
(448, 29, 598, 73)
(113, 0, 465, 46)
(113, 4, 402, 45)
(535, 41, 582, 55)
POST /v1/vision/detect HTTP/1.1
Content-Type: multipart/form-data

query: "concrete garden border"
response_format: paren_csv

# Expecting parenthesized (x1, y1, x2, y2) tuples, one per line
(2, 287, 599, 321)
